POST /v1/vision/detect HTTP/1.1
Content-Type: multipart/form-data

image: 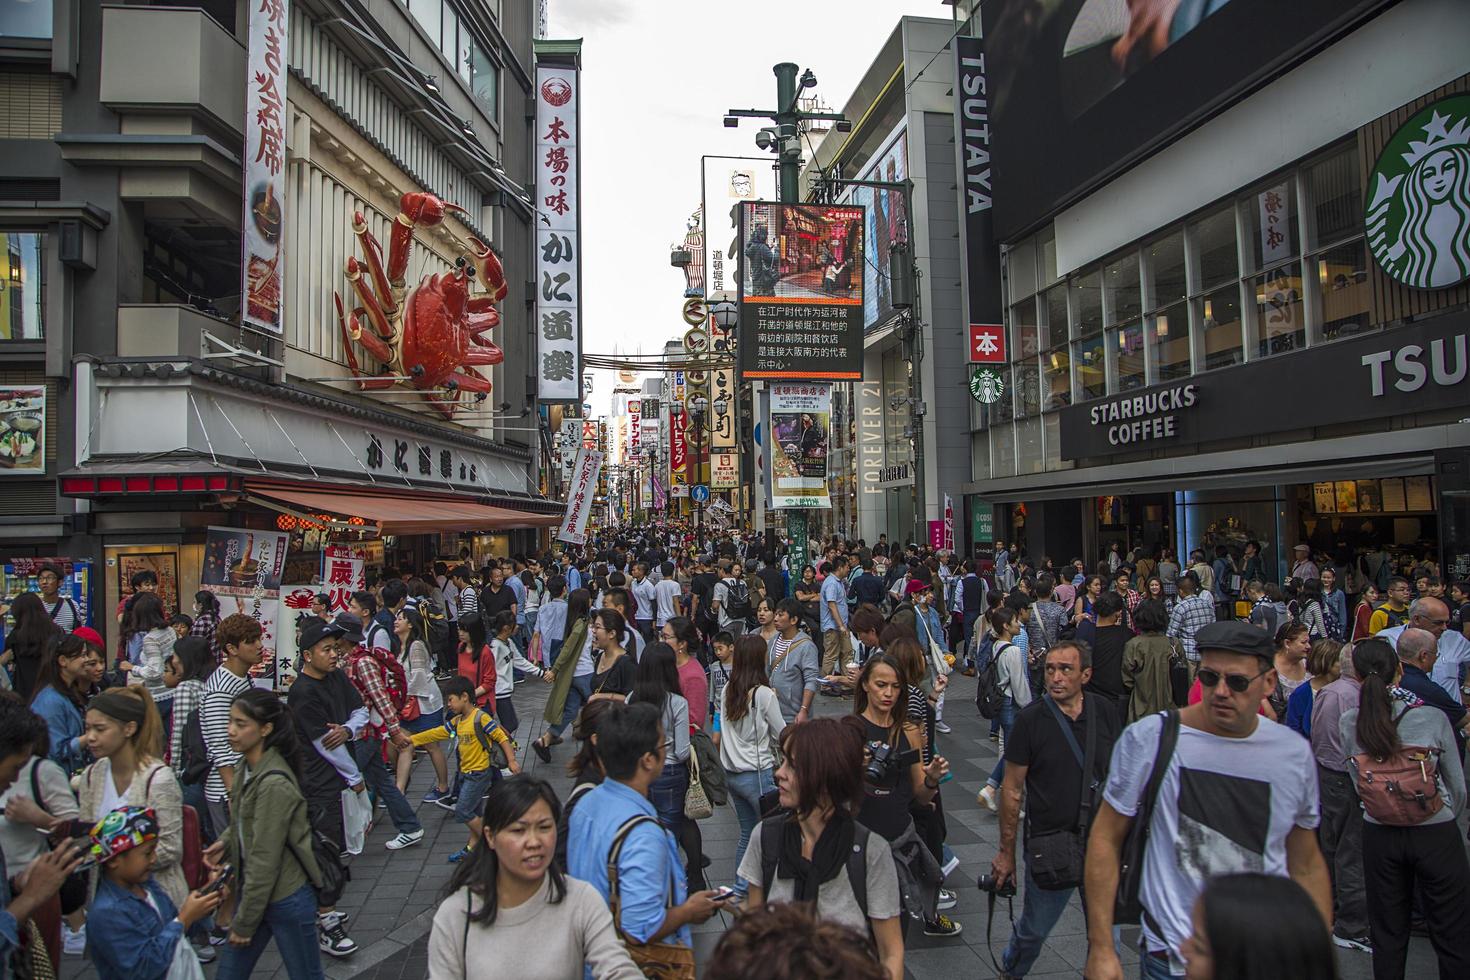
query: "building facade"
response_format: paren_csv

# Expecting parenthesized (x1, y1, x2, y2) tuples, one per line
(1, 0, 558, 648)
(960, 0, 1470, 582)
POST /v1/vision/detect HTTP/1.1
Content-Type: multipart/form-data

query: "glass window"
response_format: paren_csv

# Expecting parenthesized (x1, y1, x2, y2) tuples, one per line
(0, 1, 52, 39)
(1071, 269, 1103, 339)
(1074, 335, 1106, 401)
(1010, 299, 1041, 361)
(1246, 178, 1299, 272)
(1039, 227, 1058, 286)
(0, 232, 45, 341)
(1150, 301, 1190, 381)
(1254, 263, 1305, 357)
(1146, 231, 1187, 311)
(1007, 239, 1037, 299)
(1197, 284, 1243, 370)
(1016, 417, 1044, 475)
(1042, 347, 1071, 410)
(1112, 320, 1145, 391)
(1103, 252, 1140, 326)
(457, 26, 472, 82)
(1315, 240, 1371, 341)
(410, 0, 441, 41)
(1042, 284, 1068, 350)
(470, 40, 499, 120)
(990, 422, 1016, 479)
(1190, 208, 1238, 290)
(441, 7, 458, 63)
(1014, 360, 1041, 419)
(1308, 147, 1360, 250)
(977, 367, 1014, 427)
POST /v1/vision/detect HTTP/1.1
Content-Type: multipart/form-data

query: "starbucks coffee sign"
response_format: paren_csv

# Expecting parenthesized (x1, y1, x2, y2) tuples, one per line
(1366, 95, 1470, 290)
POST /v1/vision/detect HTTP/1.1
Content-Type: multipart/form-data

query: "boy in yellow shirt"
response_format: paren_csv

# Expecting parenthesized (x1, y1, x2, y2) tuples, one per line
(409, 675, 519, 861)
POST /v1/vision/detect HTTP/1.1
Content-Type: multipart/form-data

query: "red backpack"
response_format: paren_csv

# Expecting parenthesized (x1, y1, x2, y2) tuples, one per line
(349, 644, 409, 715)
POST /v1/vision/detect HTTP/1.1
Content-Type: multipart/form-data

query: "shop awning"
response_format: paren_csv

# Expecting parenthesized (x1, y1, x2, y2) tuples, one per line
(245, 484, 561, 534)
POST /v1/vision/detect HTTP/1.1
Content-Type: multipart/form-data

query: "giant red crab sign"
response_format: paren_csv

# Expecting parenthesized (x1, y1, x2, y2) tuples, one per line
(333, 192, 506, 419)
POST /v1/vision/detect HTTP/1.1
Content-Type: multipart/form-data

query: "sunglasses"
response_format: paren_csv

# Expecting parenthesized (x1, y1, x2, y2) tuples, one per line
(1196, 666, 1270, 694)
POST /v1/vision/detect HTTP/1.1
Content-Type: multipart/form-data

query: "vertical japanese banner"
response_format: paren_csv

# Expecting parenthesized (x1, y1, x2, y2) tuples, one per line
(535, 58, 581, 401)
(320, 545, 366, 611)
(943, 493, 955, 552)
(242, 0, 287, 334)
(200, 527, 289, 688)
(669, 412, 688, 496)
(710, 367, 736, 449)
(629, 400, 641, 457)
(557, 449, 604, 545)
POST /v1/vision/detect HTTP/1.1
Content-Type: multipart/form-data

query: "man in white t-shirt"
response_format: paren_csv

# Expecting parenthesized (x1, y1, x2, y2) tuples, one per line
(630, 562, 658, 642)
(653, 561, 682, 628)
(1083, 620, 1331, 980)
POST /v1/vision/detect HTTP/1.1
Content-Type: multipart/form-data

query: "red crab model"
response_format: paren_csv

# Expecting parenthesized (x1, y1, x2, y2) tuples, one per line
(333, 192, 506, 419)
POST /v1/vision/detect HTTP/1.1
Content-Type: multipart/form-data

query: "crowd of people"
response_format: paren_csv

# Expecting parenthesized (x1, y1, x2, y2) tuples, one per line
(0, 531, 1464, 980)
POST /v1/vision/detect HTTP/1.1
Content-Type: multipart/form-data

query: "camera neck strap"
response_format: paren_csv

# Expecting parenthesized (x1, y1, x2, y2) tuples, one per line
(1043, 694, 1099, 834)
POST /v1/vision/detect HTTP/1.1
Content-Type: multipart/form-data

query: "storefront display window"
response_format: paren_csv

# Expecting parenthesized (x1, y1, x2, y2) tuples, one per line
(1111, 320, 1146, 391)
(1042, 347, 1071, 410)
(1, 233, 44, 341)
(1254, 262, 1305, 358)
(1198, 284, 1244, 371)
(1315, 240, 1371, 340)
(1075, 333, 1106, 400)
(1151, 301, 1191, 381)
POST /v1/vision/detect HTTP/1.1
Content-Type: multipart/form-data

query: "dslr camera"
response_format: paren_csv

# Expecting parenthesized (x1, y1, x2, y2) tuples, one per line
(864, 741, 898, 783)
(976, 872, 1017, 898)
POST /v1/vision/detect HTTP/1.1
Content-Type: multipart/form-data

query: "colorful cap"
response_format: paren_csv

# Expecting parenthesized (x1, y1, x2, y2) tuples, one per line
(89, 805, 159, 862)
(71, 626, 105, 650)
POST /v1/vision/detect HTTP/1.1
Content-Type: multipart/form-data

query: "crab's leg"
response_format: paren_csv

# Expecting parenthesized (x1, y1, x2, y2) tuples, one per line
(351, 212, 397, 316)
(463, 297, 500, 336)
(345, 257, 395, 342)
(334, 294, 397, 387)
(445, 369, 493, 393)
(460, 343, 504, 367)
(388, 194, 469, 285)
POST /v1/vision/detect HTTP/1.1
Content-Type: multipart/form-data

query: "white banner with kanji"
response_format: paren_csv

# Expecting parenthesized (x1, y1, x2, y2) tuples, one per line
(241, 0, 287, 333)
(320, 545, 366, 611)
(557, 448, 603, 545)
(535, 60, 581, 400)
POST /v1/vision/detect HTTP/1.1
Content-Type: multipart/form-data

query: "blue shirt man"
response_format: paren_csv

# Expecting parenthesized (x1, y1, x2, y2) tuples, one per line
(506, 568, 527, 626)
(819, 563, 849, 633)
(566, 701, 719, 960)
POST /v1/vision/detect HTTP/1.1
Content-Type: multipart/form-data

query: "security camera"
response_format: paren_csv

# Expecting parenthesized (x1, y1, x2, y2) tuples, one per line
(754, 129, 774, 151)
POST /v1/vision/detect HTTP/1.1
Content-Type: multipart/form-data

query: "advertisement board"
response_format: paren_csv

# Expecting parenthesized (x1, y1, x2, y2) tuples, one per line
(535, 58, 583, 401)
(241, 0, 287, 333)
(739, 202, 865, 380)
(955, 36, 1006, 366)
(201, 526, 290, 688)
(0, 385, 45, 475)
(767, 383, 831, 509)
(839, 122, 908, 330)
(701, 157, 776, 299)
(711, 452, 739, 489)
(981, 0, 1393, 239)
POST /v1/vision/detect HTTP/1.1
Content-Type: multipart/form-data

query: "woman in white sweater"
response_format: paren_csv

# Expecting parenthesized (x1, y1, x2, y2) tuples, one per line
(719, 634, 788, 901)
(429, 775, 640, 980)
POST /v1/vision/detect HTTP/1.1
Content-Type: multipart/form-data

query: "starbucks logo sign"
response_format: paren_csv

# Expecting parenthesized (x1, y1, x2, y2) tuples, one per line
(970, 367, 1005, 405)
(1366, 94, 1470, 290)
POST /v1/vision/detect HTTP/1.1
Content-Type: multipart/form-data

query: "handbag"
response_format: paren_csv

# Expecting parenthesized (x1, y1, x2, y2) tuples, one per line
(1024, 695, 1098, 890)
(1115, 710, 1180, 926)
(916, 611, 952, 678)
(684, 746, 714, 820)
(1167, 638, 1190, 707)
(607, 815, 697, 979)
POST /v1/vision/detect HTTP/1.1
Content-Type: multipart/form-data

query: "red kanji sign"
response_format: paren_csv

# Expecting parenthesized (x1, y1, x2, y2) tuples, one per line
(968, 323, 1006, 364)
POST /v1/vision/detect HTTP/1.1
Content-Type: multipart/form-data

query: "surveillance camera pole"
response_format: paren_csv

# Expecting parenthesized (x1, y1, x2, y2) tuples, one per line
(725, 63, 848, 206)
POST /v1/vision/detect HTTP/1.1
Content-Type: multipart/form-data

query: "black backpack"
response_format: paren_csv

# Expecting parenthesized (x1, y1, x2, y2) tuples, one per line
(419, 599, 453, 659)
(974, 640, 1012, 720)
(179, 705, 211, 786)
(758, 815, 868, 919)
(723, 580, 751, 621)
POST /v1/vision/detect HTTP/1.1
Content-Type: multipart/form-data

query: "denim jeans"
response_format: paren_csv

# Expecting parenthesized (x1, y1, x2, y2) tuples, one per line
(1002, 862, 1077, 977)
(353, 737, 421, 835)
(649, 761, 689, 836)
(726, 767, 774, 895)
(549, 672, 593, 737)
(216, 884, 325, 980)
(1139, 951, 1173, 980)
(987, 696, 1016, 789)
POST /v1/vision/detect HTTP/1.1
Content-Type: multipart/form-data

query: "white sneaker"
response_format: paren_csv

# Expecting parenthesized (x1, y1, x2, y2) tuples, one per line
(978, 785, 998, 812)
(62, 923, 85, 956)
(937, 888, 958, 910)
(385, 828, 425, 850)
(935, 721, 953, 735)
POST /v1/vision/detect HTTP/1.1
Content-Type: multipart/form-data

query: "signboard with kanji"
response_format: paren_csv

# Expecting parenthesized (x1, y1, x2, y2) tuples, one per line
(535, 55, 582, 401)
(241, 0, 287, 334)
(968, 323, 1005, 364)
(739, 202, 865, 380)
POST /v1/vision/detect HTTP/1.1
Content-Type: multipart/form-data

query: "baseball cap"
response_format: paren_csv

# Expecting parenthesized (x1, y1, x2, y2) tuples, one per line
(1195, 621, 1275, 663)
(72, 626, 106, 651)
(298, 616, 347, 651)
(904, 578, 932, 597)
(331, 612, 365, 645)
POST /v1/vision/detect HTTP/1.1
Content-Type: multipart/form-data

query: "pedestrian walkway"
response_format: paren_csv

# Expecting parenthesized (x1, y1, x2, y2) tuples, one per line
(60, 670, 1439, 979)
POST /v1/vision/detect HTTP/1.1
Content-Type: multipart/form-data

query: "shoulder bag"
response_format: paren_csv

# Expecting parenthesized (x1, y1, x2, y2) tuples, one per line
(916, 610, 952, 678)
(1024, 695, 1098, 890)
(1115, 710, 1180, 926)
(607, 815, 697, 979)
(1350, 703, 1445, 825)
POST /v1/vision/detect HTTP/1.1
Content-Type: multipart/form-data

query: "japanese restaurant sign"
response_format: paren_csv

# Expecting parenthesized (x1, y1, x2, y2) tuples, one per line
(242, 0, 287, 334)
(319, 545, 366, 612)
(557, 448, 603, 545)
(711, 452, 739, 489)
(710, 367, 737, 449)
(739, 202, 865, 381)
(535, 58, 582, 401)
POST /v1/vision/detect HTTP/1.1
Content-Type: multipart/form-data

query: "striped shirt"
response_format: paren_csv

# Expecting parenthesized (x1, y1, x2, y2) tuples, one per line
(457, 586, 479, 625)
(201, 664, 252, 802)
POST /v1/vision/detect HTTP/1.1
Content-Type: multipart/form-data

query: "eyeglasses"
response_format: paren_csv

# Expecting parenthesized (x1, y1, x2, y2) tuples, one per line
(1196, 666, 1270, 694)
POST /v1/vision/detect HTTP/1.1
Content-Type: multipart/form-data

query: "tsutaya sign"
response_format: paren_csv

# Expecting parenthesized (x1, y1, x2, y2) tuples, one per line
(1058, 309, 1470, 460)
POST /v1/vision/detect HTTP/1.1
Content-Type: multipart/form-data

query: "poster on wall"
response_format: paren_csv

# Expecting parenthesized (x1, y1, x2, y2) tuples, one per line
(241, 0, 287, 333)
(201, 527, 289, 688)
(117, 553, 180, 620)
(1312, 482, 1336, 514)
(534, 56, 583, 401)
(0, 386, 44, 475)
(838, 122, 908, 330)
(1405, 476, 1434, 512)
(767, 383, 831, 509)
(1380, 477, 1406, 513)
(739, 202, 865, 380)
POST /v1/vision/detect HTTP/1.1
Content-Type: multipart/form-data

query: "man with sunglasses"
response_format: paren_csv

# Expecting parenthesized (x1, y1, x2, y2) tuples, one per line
(1082, 621, 1331, 980)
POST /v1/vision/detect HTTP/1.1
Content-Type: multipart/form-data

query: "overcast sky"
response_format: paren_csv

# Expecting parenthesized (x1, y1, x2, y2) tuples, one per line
(545, 0, 952, 414)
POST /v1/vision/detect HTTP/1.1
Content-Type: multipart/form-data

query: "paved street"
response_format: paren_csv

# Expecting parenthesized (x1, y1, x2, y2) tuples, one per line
(53, 667, 1430, 980)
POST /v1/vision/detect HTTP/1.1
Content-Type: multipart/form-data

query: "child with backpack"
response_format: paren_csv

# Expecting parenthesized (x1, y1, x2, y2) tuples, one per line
(85, 805, 225, 980)
(409, 676, 521, 863)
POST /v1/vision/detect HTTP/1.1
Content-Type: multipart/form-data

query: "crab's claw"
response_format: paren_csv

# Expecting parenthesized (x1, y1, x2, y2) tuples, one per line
(465, 237, 508, 302)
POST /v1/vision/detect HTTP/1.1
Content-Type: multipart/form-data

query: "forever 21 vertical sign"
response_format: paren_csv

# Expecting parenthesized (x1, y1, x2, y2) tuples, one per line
(954, 34, 1003, 359)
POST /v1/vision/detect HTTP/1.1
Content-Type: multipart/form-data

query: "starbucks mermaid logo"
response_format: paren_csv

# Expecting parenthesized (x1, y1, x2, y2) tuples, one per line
(1366, 95, 1470, 290)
